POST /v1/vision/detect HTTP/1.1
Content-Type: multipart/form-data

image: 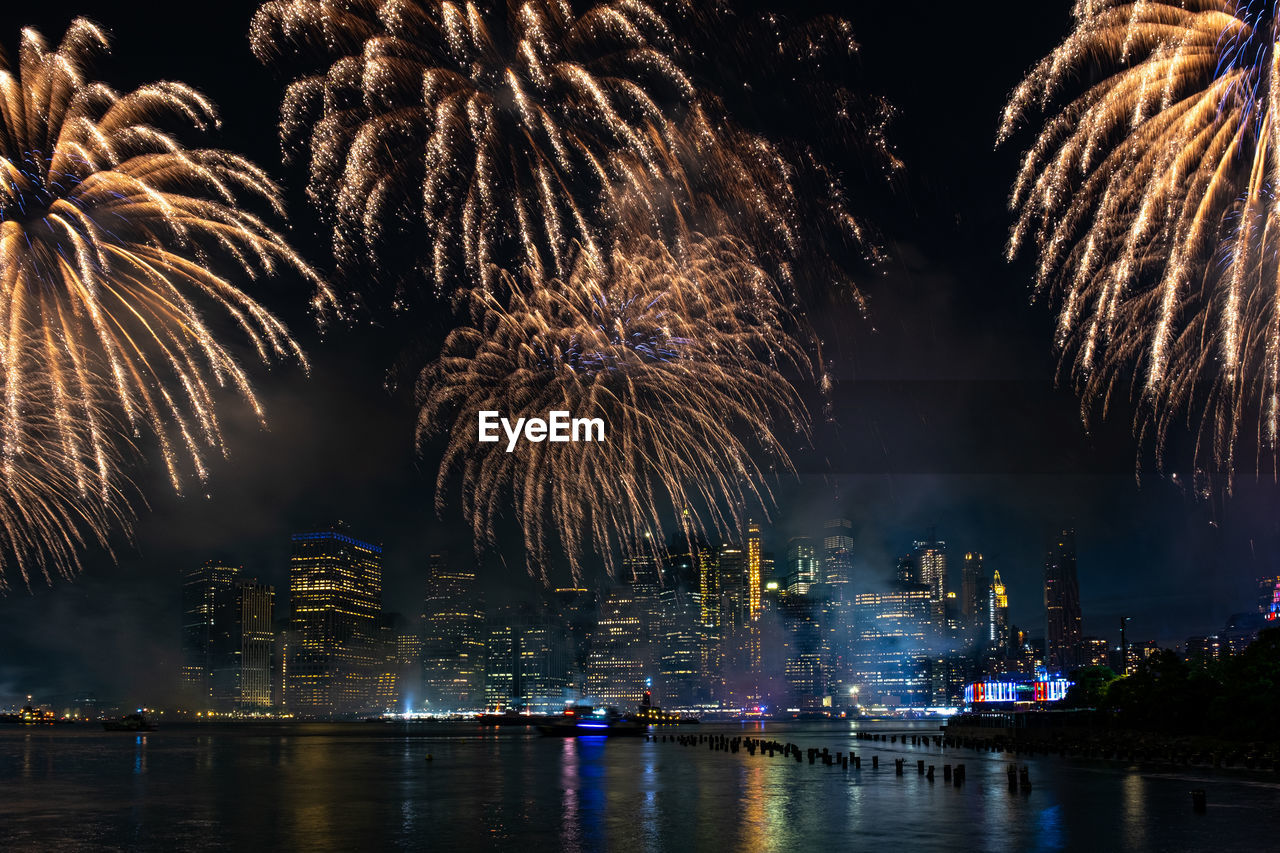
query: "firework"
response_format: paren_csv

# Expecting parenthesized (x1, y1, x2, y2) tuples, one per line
(1001, 1, 1280, 482)
(251, 0, 872, 302)
(0, 20, 330, 580)
(671, 5, 902, 306)
(0, 374, 134, 591)
(252, 0, 702, 295)
(418, 233, 810, 580)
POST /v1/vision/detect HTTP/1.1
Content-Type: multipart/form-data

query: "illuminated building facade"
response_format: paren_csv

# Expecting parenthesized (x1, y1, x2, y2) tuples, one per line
(963, 678, 1072, 704)
(517, 619, 571, 713)
(989, 570, 1010, 650)
(654, 579, 701, 710)
(822, 517, 854, 599)
(850, 587, 944, 708)
(680, 540, 723, 704)
(747, 521, 763, 619)
(586, 588, 646, 708)
(912, 534, 947, 603)
(181, 560, 241, 710)
(1082, 636, 1111, 668)
(777, 592, 830, 709)
(286, 525, 383, 718)
(960, 552, 988, 641)
(1044, 529, 1084, 674)
(421, 553, 485, 712)
(1184, 634, 1222, 667)
(785, 537, 817, 596)
(236, 581, 275, 712)
(552, 588, 596, 697)
(484, 622, 516, 710)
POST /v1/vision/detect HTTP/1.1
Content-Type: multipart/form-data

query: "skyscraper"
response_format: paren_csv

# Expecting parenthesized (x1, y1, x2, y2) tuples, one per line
(746, 521, 763, 619)
(961, 552, 988, 639)
(912, 534, 947, 603)
(286, 525, 383, 717)
(989, 570, 1010, 651)
(785, 536, 817, 595)
(180, 560, 240, 709)
(420, 553, 485, 711)
(1044, 529, 1084, 674)
(586, 587, 646, 708)
(236, 581, 275, 712)
(822, 517, 854, 598)
(850, 587, 945, 708)
(743, 522, 764, 706)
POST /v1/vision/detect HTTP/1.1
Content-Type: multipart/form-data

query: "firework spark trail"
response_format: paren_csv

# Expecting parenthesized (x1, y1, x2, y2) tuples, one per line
(1001, 0, 1280, 486)
(253, 0, 698, 295)
(0, 355, 134, 592)
(665, 3, 903, 307)
(417, 233, 811, 581)
(0, 20, 332, 584)
(251, 0, 884, 303)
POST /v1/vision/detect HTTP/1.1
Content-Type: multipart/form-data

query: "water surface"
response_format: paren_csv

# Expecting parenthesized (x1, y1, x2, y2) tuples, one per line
(1, 721, 1275, 851)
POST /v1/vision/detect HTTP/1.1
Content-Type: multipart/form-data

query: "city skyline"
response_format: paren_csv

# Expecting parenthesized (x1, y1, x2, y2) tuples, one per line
(7, 508, 1276, 711)
(156, 516, 1280, 719)
(2, 0, 1280, 708)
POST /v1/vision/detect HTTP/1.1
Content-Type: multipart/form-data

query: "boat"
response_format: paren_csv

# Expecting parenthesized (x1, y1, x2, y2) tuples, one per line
(102, 713, 156, 732)
(537, 706, 647, 737)
(631, 690, 699, 725)
(18, 704, 55, 726)
(477, 710, 559, 727)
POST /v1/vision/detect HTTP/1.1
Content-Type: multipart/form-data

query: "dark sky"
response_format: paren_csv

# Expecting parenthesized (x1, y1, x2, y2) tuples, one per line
(2, 1, 1278, 708)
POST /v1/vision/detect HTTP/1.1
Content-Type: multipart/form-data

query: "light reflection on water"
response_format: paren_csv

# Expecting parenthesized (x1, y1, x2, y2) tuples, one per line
(0, 721, 1275, 852)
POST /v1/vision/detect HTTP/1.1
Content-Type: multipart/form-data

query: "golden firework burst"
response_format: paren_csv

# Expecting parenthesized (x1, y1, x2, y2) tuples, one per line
(0, 20, 332, 582)
(418, 232, 811, 580)
(1002, 0, 1280, 483)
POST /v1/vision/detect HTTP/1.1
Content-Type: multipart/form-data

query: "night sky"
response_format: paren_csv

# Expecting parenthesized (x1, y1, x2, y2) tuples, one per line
(2, 1, 1277, 707)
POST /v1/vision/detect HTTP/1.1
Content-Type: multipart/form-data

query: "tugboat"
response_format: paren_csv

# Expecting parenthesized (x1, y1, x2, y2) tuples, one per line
(631, 690, 699, 725)
(537, 704, 647, 737)
(102, 712, 156, 732)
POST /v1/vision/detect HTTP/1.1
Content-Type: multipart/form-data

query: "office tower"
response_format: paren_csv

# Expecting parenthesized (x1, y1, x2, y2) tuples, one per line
(484, 621, 517, 710)
(626, 553, 664, 652)
(517, 617, 571, 714)
(912, 534, 947, 603)
(960, 552, 988, 635)
(420, 553, 485, 712)
(894, 555, 916, 588)
(586, 587, 647, 708)
(746, 521, 763, 619)
(551, 587, 596, 697)
(742, 521, 764, 706)
(849, 587, 945, 708)
(180, 560, 240, 709)
(719, 544, 747, 630)
(1044, 529, 1084, 674)
(660, 581, 701, 706)
(371, 612, 411, 712)
(988, 570, 1010, 652)
(394, 619, 423, 709)
(822, 517, 854, 598)
(236, 581, 275, 712)
(483, 604, 572, 713)
(664, 537, 720, 706)
(785, 537, 817, 595)
(777, 593, 830, 710)
(286, 525, 383, 717)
